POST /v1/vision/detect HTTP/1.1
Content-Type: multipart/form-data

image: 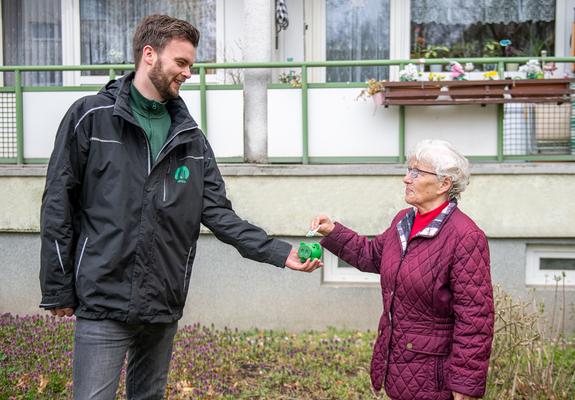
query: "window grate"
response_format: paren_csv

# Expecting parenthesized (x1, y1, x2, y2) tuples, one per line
(503, 102, 573, 156)
(0, 93, 17, 158)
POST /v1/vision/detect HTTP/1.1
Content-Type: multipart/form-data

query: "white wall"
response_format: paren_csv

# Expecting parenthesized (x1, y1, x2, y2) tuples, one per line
(268, 88, 497, 159)
(23, 89, 244, 159)
(405, 105, 498, 156)
(23, 88, 499, 160)
(180, 90, 244, 158)
(23, 91, 94, 159)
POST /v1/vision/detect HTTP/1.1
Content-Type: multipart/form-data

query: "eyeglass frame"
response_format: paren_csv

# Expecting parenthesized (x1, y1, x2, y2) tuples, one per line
(406, 167, 439, 180)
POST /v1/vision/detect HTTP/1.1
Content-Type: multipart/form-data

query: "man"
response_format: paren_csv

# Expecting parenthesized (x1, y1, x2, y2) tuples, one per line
(39, 15, 321, 399)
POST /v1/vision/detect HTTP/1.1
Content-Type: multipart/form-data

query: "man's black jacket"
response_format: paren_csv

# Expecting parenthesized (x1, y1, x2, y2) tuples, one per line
(39, 73, 291, 323)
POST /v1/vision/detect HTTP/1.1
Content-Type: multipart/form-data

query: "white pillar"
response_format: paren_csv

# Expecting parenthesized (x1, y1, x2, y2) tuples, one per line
(243, 0, 273, 163)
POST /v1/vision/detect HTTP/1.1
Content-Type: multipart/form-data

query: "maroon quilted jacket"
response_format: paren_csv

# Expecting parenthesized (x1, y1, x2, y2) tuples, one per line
(321, 202, 494, 400)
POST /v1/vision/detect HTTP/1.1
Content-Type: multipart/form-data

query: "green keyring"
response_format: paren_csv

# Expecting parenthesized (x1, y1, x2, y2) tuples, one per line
(298, 242, 323, 262)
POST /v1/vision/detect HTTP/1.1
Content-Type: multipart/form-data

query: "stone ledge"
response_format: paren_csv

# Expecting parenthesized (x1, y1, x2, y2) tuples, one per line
(2, 162, 575, 177)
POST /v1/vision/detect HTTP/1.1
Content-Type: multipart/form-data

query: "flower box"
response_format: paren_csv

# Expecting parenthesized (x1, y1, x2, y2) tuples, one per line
(376, 79, 574, 106)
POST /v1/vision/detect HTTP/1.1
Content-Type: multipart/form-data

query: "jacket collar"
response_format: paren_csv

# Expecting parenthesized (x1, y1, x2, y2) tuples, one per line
(104, 72, 199, 133)
(396, 200, 458, 255)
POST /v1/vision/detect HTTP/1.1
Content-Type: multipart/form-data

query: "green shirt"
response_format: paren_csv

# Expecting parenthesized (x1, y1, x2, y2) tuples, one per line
(129, 84, 171, 161)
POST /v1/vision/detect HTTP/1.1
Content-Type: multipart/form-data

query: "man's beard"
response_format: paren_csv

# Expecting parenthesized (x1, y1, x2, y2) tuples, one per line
(148, 59, 178, 101)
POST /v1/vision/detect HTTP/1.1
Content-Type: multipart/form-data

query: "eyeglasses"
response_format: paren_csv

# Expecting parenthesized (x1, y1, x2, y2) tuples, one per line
(406, 167, 438, 179)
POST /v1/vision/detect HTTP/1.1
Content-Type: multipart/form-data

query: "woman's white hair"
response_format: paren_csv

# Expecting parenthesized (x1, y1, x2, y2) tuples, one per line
(407, 139, 470, 200)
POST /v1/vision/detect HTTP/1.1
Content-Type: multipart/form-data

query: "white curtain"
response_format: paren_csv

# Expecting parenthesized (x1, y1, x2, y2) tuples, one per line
(326, 0, 390, 82)
(411, 0, 555, 25)
(80, 0, 216, 71)
(2, 0, 62, 86)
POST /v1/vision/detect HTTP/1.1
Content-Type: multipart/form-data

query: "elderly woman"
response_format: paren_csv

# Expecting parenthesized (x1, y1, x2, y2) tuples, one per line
(311, 140, 494, 400)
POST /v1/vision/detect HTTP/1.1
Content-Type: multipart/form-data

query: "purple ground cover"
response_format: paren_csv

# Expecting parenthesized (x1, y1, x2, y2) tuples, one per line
(0, 313, 376, 399)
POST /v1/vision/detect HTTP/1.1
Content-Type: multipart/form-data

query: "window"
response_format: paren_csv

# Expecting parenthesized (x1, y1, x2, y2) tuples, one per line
(526, 245, 575, 287)
(79, 0, 216, 79)
(2, 0, 63, 86)
(325, 0, 390, 82)
(410, 0, 555, 61)
(323, 246, 379, 284)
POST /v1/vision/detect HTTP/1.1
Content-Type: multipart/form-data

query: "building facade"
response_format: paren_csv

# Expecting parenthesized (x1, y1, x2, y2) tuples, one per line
(0, 0, 574, 332)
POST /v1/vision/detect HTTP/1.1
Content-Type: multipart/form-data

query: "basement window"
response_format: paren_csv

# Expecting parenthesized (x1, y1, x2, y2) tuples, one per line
(526, 245, 575, 287)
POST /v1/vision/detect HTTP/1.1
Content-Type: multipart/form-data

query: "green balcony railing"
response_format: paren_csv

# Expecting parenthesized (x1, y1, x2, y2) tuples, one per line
(0, 56, 574, 165)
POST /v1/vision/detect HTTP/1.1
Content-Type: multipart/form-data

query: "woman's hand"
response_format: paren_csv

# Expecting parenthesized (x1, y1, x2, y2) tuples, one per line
(452, 392, 478, 400)
(310, 215, 335, 236)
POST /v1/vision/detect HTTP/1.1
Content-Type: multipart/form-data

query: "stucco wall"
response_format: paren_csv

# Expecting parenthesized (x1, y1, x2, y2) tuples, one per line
(1, 164, 574, 332)
(2, 232, 573, 332)
(2, 164, 575, 237)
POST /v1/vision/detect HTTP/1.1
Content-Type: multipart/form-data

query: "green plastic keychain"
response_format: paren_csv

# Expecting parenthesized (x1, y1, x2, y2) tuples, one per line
(297, 242, 323, 262)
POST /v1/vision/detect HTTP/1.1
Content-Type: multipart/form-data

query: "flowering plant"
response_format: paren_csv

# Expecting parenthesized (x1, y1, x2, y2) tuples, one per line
(428, 72, 447, 82)
(448, 61, 466, 80)
(483, 71, 499, 80)
(357, 79, 387, 103)
(278, 71, 302, 87)
(519, 60, 543, 79)
(399, 63, 422, 82)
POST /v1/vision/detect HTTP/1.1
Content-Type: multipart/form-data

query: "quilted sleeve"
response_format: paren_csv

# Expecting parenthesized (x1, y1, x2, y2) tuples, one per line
(445, 230, 494, 398)
(320, 222, 386, 274)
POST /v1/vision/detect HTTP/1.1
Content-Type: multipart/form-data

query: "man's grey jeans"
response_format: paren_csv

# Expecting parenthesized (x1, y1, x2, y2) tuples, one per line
(73, 317, 178, 400)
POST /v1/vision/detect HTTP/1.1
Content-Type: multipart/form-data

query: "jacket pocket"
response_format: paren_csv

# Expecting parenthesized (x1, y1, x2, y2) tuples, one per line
(403, 333, 451, 393)
(403, 333, 452, 356)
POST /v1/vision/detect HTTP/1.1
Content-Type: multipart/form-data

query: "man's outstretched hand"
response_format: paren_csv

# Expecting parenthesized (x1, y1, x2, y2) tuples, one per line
(285, 248, 323, 272)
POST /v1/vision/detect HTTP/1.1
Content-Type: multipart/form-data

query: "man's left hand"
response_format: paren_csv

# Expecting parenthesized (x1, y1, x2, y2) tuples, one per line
(285, 248, 323, 272)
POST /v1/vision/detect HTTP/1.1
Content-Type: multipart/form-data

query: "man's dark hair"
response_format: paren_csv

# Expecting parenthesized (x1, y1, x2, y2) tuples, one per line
(132, 15, 200, 69)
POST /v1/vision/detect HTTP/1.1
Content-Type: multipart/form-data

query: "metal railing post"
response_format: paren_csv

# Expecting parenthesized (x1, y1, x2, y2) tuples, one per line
(200, 66, 207, 136)
(301, 65, 309, 164)
(497, 104, 504, 162)
(15, 69, 24, 164)
(399, 105, 405, 164)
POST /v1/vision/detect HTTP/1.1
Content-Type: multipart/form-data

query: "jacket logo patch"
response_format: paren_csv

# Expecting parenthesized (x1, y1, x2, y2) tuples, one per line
(174, 166, 190, 184)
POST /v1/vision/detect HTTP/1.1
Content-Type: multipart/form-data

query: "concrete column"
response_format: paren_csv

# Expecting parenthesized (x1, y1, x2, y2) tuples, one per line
(243, 0, 273, 163)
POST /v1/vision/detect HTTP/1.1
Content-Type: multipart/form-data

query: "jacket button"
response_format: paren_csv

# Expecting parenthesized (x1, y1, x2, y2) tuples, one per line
(406, 342, 413, 349)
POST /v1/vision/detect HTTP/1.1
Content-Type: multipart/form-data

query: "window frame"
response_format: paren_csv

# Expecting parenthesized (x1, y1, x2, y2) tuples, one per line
(305, 0, 568, 83)
(61, 0, 223, 86)
(323, 247, 379, 284)
(526, 244, 575, 287)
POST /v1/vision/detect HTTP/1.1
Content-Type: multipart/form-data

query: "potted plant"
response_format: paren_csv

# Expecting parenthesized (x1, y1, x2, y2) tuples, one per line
(519, 60, 543, 79)
(423, 44, 449, 72)
(358, 79, 387, 105)
(499, 39, 524, 71)
(482, 40, 501, 71)
(399, 63, 423, 82)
